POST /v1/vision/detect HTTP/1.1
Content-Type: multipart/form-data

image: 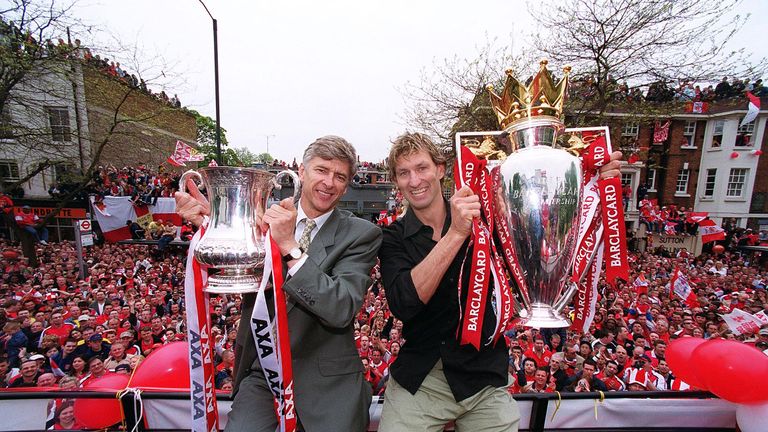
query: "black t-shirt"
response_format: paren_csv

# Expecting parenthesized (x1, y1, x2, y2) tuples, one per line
(379, 201, 508, 402)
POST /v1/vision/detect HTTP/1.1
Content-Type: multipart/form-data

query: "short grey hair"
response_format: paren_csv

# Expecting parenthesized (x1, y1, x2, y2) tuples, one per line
(302, 135, 358, 179)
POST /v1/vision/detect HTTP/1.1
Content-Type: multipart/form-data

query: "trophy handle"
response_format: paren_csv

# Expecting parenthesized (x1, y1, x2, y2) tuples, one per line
(179, 169, 203, 195)
(273, 170, 301, 202)
(554, 282, 579, 314)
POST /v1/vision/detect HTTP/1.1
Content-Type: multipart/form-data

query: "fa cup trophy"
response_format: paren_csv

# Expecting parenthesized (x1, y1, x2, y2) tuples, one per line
(486, 60, 582, 328)
(180, 167, 300, 293)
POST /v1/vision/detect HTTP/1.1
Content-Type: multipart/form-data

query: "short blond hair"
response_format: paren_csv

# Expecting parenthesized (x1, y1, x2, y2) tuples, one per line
(387, 132, 446, 180)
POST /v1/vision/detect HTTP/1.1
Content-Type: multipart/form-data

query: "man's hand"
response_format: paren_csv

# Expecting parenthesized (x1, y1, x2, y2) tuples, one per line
(261, 198, 298, 255)
(447, 186, 481, 238)
(174, 178, 210, 227)
(599, 151, 623, 179)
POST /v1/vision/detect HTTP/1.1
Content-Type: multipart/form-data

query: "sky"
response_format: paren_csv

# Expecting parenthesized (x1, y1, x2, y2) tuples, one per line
(69, 0, 767, 164)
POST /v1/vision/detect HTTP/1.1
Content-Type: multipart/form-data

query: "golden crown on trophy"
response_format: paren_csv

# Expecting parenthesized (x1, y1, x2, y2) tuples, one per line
(486, 60, 571, 130)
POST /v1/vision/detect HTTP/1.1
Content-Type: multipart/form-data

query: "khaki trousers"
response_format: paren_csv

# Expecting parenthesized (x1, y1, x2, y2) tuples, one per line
(379, 360, 520, 432)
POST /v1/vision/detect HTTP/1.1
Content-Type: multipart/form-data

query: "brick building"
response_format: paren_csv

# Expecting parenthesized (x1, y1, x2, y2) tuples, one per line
(595, 97, 768, 231)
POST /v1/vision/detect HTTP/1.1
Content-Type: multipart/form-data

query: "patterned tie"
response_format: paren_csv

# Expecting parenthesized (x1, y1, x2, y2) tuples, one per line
(298, 218, 316, 251)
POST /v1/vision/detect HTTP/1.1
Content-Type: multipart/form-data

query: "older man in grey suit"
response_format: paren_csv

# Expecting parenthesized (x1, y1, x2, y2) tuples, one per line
(176, 136, 382, 431)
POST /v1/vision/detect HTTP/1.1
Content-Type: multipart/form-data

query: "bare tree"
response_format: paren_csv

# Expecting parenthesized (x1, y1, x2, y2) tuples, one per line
(1, 0, 194, 265)
(531, 0, 766, 118)
(400, 40, 535, 144)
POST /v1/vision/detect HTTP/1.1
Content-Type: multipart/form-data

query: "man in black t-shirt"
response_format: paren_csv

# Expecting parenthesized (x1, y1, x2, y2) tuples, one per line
(378, 133, 519, 431)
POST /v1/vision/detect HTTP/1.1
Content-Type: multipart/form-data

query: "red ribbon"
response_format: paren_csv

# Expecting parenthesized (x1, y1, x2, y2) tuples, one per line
(454, 147, 515, 349)
(269, 237, 297, 432)
(598, 176, 630, 285)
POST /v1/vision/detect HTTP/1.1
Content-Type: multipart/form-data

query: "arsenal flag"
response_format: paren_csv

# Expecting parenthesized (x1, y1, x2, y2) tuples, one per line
(653, 120, 670, 143)
(699, 219, 725, 243)
(685, 212, 708, 223)
(740, 92, 761, 127)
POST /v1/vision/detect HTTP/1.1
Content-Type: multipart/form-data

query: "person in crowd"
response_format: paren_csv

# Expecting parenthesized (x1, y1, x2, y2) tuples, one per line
(80, 356, 107, 385)
(67, 355, 88, 381)
(14, 206, 49, 245)
(39, 310, 75, 347)
(8, 357, 41, 387)
(127, 220, 145, 240)
(103, 342, 132, 371)
(565, 358, 608, 392)
(522, 367, 555, 393)
(598, 360, 626, 391)
(53, 400, 82, 430)
(1, 319, 28, 368)
(176, 135, 382, 432)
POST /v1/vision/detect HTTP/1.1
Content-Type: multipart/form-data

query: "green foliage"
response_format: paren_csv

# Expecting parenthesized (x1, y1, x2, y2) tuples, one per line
(255, 152, 274, 164)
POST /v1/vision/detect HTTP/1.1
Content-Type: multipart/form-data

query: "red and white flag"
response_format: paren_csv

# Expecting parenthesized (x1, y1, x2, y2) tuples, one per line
(653, 120, 670, 143)
(633, 274, 649, 295)
(90, 196, 181, 242)
(720, 308, 763, 336)
(699, 219, 725, 244)
(670, 267, 691, 300)
(754, 310, 768, 325)
(167, 140, 204, 167)
(377, 210, 398, 227)
(740, 92, 761, 127)
(685, 212, 708, 223)
(664, 221, 678, 235)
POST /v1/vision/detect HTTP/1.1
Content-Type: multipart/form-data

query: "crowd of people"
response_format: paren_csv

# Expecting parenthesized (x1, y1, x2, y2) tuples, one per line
(356, 249, 767, 396)
(1, 17, 184, 111)
(570, 74, 767, 104)
(0, 211, 766, 396)
(1, 163, 767, 429)
(90, 164, 181, 201)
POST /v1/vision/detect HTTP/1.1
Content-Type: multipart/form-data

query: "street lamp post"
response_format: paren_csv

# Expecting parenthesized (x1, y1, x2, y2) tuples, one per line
(198, 0, 222, 165)
(265, 134, 276, 155)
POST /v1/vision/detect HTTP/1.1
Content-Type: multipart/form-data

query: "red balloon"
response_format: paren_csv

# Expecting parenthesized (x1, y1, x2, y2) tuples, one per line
(665, 337, 708, 390)
(713, 245, 725, 254)
(693, 339, 768, 403)
(74, 373, 129, 429)
(2, 249, 18, 260)
(130, 341, 191, 390)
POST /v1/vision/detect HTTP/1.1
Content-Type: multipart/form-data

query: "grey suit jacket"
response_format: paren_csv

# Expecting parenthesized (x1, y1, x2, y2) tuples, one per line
(232, 208, 382, 431)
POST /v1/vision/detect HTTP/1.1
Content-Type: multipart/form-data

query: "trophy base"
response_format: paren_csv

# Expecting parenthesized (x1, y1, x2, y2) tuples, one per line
(517, 303, 571, 328)
(204, 271, 262, 294)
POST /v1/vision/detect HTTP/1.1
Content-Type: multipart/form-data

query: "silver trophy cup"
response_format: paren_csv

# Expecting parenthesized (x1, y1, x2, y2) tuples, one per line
(495, 116, 582, 327)
(180, 167, 301, 293)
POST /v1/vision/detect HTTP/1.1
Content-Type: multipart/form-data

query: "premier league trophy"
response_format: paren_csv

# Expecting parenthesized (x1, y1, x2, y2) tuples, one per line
(180, 167, 300, 293)
(486, 60, 582, 328)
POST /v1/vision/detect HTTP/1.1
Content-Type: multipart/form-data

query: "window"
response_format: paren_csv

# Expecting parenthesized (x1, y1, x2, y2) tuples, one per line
(676, 169, 690, 195)
(621, 173, 633, 187)
(711, 120, 724, 149)
(46, 106, 71, 142)
(622, 123, 639, 137)
(735, 120, 755, 147)
(726, 168, 748, 198)
(703, 169, 717, 198)
(54, 163, 77, 182)
(647, 169, 657, 192)
(0, 159, 20, 181)
(682, 121, 696, 147)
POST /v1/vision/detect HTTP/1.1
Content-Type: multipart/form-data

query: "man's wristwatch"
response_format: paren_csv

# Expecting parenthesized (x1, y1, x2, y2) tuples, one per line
(282, 246, 305, 261)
